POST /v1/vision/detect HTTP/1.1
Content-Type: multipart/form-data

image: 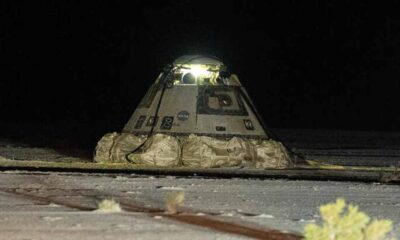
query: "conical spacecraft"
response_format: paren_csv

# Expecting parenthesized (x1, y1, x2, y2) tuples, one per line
(123, 55, 268, 139)
(95, 55, 292, 168)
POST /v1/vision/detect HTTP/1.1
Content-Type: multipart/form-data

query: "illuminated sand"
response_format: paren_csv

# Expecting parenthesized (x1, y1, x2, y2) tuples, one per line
(0, 129, 399, 239)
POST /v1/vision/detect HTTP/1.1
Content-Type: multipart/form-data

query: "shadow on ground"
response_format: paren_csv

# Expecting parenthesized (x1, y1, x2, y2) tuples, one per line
(0, 121, 124, 160)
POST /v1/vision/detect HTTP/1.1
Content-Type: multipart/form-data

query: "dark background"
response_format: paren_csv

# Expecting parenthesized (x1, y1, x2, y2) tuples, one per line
(1, 1, 400, 147)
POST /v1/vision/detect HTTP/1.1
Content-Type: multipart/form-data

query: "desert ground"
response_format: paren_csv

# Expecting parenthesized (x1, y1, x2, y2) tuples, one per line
(0, 127, 399, 239)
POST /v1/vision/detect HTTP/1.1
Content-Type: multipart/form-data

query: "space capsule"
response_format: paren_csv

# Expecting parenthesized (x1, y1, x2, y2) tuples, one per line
(95, 55, 293, 168)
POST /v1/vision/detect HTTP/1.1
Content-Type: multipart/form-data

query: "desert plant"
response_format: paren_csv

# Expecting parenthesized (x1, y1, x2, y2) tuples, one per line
(165, 190, 185, 214)
(304, 198, 395, 240)
(96, 198, 122, 213)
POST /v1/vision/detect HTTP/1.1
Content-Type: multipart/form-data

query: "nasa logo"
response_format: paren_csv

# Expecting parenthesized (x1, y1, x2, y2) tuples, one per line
(177, 111, 189, 121)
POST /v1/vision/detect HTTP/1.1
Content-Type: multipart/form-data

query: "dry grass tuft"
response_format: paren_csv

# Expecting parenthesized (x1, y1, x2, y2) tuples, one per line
(96, 199, 122, 213)
(165, 191, 185, 214)
(304, 198, 396, 240)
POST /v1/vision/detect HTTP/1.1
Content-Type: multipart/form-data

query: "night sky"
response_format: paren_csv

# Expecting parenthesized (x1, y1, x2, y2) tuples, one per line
(2, 1, 400, 140)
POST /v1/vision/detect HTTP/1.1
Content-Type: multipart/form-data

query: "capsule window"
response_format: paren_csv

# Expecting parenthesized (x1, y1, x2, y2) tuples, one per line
(197, 86, 248, 116)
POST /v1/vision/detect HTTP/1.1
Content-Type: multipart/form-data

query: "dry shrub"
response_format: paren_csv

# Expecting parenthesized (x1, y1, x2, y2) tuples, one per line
(96, 199, 122, 213)
(165, 191, 185, 214)
(304, 198, 396, 240)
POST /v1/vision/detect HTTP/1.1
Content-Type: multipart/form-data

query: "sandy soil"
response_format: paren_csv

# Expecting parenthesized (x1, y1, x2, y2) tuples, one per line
(0, 171, 399, 239)
(0, 128, 399, 239)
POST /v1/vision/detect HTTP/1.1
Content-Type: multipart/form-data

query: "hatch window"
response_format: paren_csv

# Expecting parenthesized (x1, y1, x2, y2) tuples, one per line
(197, 86, 248, 116)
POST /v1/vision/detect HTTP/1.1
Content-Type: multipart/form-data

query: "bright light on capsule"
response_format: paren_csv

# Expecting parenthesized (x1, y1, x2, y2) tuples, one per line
(189, 66, 209, 77)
